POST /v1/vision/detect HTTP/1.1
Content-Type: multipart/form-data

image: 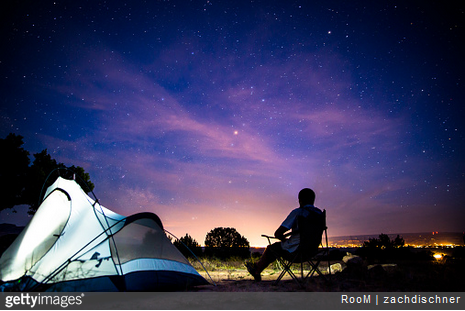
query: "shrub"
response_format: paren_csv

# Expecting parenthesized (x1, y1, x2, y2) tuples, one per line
(173, 234, 202, 258)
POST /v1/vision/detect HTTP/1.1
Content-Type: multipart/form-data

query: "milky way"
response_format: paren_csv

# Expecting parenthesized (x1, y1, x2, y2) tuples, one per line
(1, 1, 464, 246)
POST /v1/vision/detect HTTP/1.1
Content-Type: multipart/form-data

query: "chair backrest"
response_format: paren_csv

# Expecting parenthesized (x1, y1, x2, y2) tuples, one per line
(296, 209, 326, 258)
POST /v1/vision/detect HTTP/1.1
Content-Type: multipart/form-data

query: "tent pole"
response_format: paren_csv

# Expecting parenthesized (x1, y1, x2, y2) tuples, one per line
(29, 218, 126, 291)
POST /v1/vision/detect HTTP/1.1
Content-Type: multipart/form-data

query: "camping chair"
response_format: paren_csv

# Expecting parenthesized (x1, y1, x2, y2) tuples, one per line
(261, 209, 330, 287)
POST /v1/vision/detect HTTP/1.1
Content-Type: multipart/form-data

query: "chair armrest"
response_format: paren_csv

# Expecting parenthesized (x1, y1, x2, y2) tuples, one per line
(261, 234, 277, 239)
(261, 234, 278, 245)
(261, 232, 292, 240)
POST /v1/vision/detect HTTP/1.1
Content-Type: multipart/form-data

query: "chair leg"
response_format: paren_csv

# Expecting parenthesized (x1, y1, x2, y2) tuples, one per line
(304, 259, 332, 285)
(273, 257, 301, 287)
(306, 260, 323, 278)
(276, 264, 301, 287)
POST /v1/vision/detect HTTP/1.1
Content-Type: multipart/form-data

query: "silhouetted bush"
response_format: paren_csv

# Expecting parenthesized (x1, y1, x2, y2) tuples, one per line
(328, 249, 345, 261)
(357, 234, 437, 262)
(204, 246, 250, 260)
(362, 233, 405, 249)
(452, 246, 465, 260)
(173, 234, 203, 258)
(356, 246, 434, 263)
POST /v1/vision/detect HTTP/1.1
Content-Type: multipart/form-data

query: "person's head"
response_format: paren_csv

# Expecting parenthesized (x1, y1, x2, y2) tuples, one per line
(298, 188, 315, 206)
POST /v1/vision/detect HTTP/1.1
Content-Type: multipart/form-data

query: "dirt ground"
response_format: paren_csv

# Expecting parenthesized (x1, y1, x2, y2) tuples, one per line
(191, 258, 465, 292)
(194, 268, 329, 292)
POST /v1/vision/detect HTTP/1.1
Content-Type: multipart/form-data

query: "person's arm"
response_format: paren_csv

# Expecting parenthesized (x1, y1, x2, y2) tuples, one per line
(274, 226, 289, 241)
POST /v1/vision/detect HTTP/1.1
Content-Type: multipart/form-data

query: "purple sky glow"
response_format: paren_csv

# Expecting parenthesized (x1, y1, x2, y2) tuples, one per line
(1, 1, 464, 246)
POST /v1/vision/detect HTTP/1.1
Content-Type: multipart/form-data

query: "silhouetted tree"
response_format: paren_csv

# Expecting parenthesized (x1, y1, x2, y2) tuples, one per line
(24, 150, 94, 214)
(1, 133, 94, 215)
(378, 234, 391, 249)
(205, 227, 249, 248)
(0, 134, 30, 211)
(23, 149, 66, 213)
(204, 227, 250, 259)
(363, 237, 381, 249)
(359, 233, 408, 263)
(393, 235, 405, 248)
(174, 234, 202, 258)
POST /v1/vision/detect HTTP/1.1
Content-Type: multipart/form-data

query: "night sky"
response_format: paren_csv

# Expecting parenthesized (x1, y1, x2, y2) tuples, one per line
(1, 1, 464, 246)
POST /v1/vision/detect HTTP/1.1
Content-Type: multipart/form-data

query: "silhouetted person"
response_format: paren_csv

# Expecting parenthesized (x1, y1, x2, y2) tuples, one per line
(245, 188, 323, 281)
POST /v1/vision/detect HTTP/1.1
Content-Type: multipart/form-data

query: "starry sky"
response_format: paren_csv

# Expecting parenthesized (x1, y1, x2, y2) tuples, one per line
(1, 1, 464, 247)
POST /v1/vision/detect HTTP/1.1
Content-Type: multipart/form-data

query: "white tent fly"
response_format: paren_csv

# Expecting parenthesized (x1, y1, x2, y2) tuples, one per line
(0, 177, 208, 291)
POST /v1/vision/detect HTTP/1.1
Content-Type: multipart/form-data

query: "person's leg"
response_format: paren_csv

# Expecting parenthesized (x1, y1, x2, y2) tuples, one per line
(255, 242, 282, 273)
(246, 242, 284, 281)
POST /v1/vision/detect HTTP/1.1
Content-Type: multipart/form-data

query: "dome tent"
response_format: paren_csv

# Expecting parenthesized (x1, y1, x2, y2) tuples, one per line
(0, 177, 208, 291)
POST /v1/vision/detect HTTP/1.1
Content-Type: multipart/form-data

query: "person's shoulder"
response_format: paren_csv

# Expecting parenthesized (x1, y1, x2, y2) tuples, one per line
(290, 206, 303, 214)
(286, 207, 302, 218)
(303, 205, 323, 215)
